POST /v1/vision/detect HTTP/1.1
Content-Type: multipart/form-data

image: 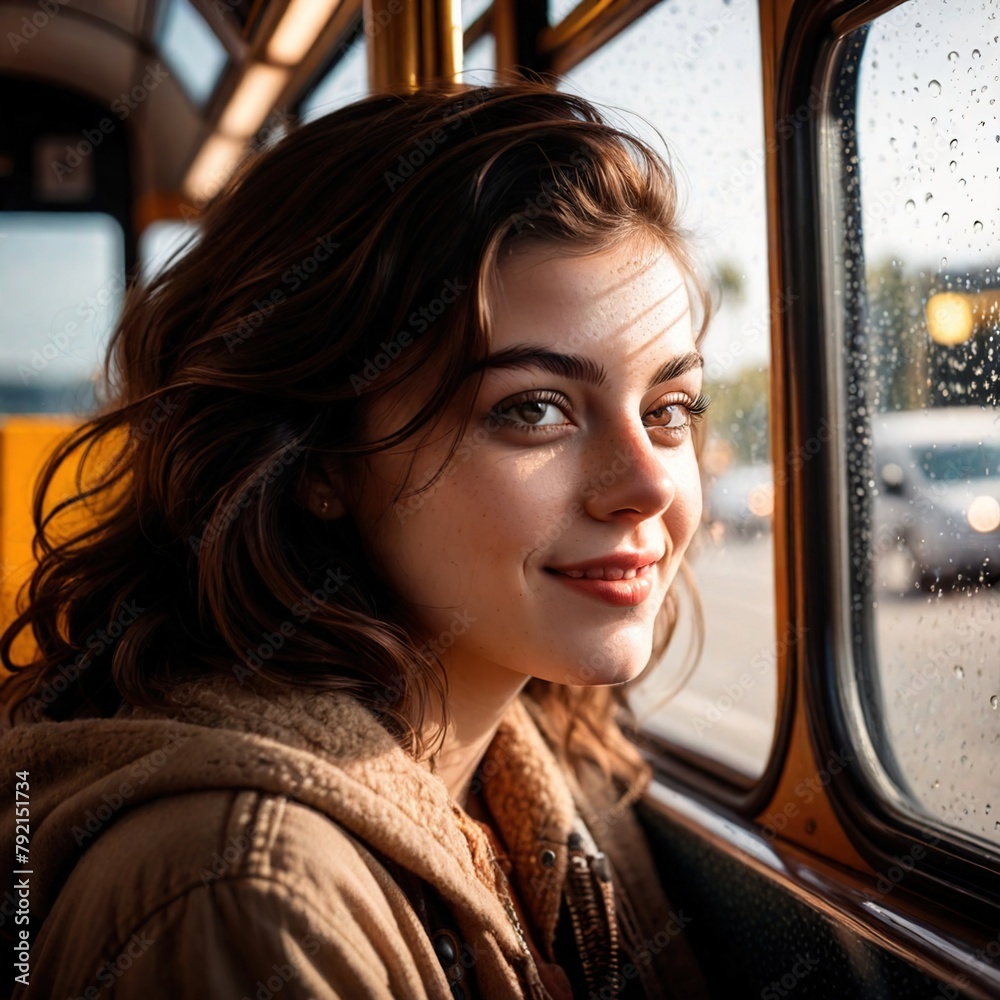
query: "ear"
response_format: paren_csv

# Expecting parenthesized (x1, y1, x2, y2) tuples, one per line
(299, 455, 349, 520)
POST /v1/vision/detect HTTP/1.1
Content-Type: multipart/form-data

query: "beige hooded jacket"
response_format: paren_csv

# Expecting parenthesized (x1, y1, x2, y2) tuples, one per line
(0, 675, 709, 999)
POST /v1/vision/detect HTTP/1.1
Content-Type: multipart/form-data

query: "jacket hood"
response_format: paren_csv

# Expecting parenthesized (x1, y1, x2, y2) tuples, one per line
(0, 674, 587, 970)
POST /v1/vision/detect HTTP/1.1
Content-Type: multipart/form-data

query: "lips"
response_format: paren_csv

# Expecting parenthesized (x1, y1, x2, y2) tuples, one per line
(543, 552, 663, 607)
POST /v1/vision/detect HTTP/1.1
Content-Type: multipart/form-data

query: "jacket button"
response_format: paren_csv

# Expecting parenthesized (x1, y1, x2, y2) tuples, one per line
(539, 849, 556, 868)
(433, 929, 459, 966)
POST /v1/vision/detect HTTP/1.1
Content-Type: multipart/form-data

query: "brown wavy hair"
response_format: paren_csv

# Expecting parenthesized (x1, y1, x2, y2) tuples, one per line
(0, 81, 711, 791)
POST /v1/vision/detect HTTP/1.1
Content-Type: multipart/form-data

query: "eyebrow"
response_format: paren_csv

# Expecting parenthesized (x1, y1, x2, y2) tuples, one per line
(466, 345, 704, 391)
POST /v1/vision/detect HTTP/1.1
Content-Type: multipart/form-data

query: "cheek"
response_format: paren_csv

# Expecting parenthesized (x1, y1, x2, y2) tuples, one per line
(671, 452, 704, 542)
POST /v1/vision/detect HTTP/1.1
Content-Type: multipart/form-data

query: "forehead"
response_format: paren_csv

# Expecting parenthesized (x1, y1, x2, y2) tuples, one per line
(490, 238, 694, 360)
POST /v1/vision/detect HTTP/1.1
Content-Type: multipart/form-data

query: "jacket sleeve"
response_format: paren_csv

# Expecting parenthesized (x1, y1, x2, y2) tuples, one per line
(85, 875, 428, 1000)
(24, 794, 451, 1000)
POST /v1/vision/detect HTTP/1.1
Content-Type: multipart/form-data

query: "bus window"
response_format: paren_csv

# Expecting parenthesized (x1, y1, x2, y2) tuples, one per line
(299, 29, 368, 125)
(461, 0, 496, 88)
(558, 0, 777, 780)
(461, 32, 497, 87)
(158, 0, 229, 108)
(549, 0, 581, 28)
(0, 212, 124, 416)
(462, 0, 492, 30)
(138, 220, 199, 285)
(839, 0, 999, 849)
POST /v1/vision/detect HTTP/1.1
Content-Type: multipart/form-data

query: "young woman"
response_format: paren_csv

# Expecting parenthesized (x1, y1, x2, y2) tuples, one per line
(0, 82, 713, 999)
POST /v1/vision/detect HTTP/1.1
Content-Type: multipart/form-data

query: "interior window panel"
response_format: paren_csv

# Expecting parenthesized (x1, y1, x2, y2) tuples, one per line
(299, 31, 368, 124)
(838, 0, 999, 848)
(461, 32, 497, 86)
(158, 0, 229, 108)
(0, 212, 124, 416)
(138, 220, 200, 284)
(461, 0, 492, 30)
(558, 0, 777, 779)
(548, 0, 581, 28)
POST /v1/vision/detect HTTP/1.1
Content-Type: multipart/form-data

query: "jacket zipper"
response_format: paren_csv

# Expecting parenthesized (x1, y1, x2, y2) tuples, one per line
(482, 834, 553, 1000)
(564, 830, 619, 995)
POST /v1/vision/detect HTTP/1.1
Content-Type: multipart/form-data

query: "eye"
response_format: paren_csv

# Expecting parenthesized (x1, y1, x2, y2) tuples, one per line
(490, 390, 572, 433)
(645, 392, 711, 437)
(646, 404, 688, 429)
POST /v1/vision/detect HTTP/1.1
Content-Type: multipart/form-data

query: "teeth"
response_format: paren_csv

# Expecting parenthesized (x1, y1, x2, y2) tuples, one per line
(586, 566, 615, 579)
(560, 565, 647, 581)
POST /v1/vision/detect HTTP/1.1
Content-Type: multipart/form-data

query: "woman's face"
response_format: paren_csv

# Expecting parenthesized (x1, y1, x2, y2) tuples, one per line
(345, 237, 704, 688)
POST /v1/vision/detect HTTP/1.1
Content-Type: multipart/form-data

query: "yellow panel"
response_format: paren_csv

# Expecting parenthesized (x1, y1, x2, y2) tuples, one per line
(0, 417, 125, 670)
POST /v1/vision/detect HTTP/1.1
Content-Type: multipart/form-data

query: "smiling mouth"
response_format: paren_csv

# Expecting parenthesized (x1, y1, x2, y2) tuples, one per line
(545, 563, 655, 580)
(543, 563, 657, 607)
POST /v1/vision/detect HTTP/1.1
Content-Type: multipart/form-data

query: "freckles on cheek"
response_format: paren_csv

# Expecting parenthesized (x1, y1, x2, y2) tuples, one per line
(452, 468, 539, 570)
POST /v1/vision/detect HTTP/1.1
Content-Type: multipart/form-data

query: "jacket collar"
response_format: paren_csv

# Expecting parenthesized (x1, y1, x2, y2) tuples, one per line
(136, 675, 587, 959)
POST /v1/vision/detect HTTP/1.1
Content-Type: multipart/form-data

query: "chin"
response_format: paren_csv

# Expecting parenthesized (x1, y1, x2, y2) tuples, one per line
(546, 636, 654, 687)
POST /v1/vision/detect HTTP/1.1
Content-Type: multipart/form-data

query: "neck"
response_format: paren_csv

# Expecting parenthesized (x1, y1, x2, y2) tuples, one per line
(416, 650, 530, 810)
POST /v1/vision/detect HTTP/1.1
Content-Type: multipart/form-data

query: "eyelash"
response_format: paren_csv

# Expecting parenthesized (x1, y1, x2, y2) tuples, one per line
(490, 389, 711, 439)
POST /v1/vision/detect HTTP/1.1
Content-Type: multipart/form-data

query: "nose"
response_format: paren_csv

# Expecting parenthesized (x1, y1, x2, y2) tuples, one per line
(580, 414, 678, 523)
